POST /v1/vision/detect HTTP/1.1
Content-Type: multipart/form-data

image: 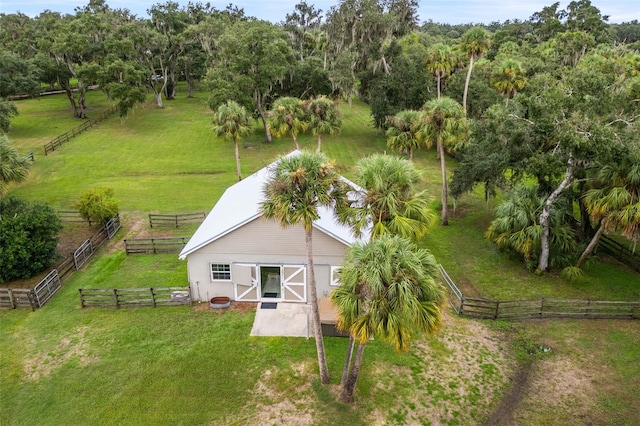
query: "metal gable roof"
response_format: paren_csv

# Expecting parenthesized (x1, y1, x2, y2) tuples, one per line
(179, 151, 369, 259)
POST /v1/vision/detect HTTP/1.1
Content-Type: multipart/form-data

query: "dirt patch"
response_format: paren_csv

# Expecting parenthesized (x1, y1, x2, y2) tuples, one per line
(367, 312, 517, 425)
(192, 301, 257, 315)
(484, 359, 534, 425)
(241, 363, 316, 425)
(510, 345, 603, 425)
(22, 326, 99, 382)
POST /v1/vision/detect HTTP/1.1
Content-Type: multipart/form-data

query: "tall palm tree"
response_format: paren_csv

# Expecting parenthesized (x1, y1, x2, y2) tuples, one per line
(459, 27, 492, 114)
(211, 100, 252, 181)
(268, 97, 307, 150)
(424, 43, 457, 100)
(491, 58, 527, 104)
(347, 154, 436, 240)
(261, 151, 350, 385)
(331, 235, 445, 403)
(416, 97, 468, 226)
(305, 96, 342, 153)
(385, 110, 421, 160)
(578, 158, 640, 267)
(0, 135, 30, 197)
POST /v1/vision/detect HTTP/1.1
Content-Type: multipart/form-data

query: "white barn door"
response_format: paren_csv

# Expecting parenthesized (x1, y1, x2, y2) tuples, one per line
(233, 264, 259, 301)
(282, 265, 306, 302)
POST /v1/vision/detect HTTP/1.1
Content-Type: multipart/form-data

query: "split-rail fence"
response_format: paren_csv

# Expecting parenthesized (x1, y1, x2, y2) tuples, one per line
(0, 215, 121, 310)
(439, 265, 639, 320)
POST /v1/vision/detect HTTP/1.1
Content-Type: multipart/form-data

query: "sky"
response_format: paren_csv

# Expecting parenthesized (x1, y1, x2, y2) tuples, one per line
(0, 0, 638, 24)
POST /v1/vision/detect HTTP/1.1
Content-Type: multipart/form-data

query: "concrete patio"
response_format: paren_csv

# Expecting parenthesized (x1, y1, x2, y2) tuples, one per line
(250, 302, 312, 337)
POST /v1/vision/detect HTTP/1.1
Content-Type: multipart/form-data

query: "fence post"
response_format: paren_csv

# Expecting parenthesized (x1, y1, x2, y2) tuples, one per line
(494, 301, 500, 320)
(175, 215, 179, 227)
(7, 289, 15, 309)
(28, 290, 37, 312)
(540, 298, 544, 318)
(79, 289, 85, 308)
(151, 288, 156, 307)
(113, 288, 119, 308)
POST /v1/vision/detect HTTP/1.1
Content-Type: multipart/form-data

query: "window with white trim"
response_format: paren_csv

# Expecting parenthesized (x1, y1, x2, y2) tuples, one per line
(330, 266, 342, 286)
(210, 264, 231, 281)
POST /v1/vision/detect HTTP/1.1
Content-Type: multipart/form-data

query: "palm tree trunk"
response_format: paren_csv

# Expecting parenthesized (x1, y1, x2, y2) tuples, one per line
(538, 156, 574, 272)
(340, 342, 366, 403)
(256, 90, 273, 143)
(292, 134, 301, 150)
(317, 134, 323, 153)
(439, 141, 449, 226)
(462, 56, 475, 115)
(341, 335, 355, 387)
(576, 220, 606, 268)
(436, 74, 441, 100)
(234, 139, 242, 181)
(306, 227, 330, 384)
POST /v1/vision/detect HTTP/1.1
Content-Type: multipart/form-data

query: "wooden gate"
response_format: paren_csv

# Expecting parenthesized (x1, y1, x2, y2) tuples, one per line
(233, 264, 259, 301)
(282, 265, 306, 302)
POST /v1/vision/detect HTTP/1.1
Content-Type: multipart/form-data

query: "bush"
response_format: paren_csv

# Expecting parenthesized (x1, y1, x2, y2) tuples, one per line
(0, 197, 62, 283)
(75, 188, 119, 225)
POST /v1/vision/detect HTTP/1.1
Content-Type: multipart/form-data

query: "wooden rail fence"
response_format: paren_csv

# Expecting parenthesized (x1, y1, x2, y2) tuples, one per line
(57, 210, 95, 225)
(23, 152, 35, 163)
(79, 287, 191, 308)
(439, 264, 640, 320)
(44, 105, 117, 155)
(0, 288, 38, 310)
(0, 214, 121, 310)
(149, 212, 206, 228)
(599, 235, 640, 272)
(124, 237, 189, 254)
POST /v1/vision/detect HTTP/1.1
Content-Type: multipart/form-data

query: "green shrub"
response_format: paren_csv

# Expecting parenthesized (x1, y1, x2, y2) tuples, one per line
(0, 197, 62, 283)
(75, 187, 119, 225)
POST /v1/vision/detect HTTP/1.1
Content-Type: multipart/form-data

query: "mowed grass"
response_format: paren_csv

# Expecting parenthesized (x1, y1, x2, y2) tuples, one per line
(3, 88, 640, 425)
(10, 93, 387, 216)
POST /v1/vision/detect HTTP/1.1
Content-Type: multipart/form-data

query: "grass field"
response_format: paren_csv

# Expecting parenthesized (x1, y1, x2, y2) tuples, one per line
(2, 88, 639, 425)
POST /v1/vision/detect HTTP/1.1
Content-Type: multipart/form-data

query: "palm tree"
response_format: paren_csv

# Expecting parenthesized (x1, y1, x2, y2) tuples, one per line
(491, 59, 527, 104)
(486, 184, 576, 269)
(347, 154, 435, 241)
(416, 97, 468, 226)
(0, 135, 30, 197)
(424, 43, 458, 100)
(261, 151, 350, 385)
(385, 110, 421, 160)
(578, 158, 640, 267)
(268, 97, 307, 150)
(459, 27, 492, 114)
(305, 96, 342, 153)
(211, 100, 252, 181)
(331, 234, 445, 403)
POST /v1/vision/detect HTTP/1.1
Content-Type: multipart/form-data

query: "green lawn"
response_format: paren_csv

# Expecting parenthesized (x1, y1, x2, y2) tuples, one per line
(2, 88, 639, 425)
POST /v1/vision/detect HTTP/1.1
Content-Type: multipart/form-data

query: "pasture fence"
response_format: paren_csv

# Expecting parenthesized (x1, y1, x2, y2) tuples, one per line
(0, 214, 121, 310)
(599, 235, 640, 272)
(124, 237, 189, 254)
(439, 264, 639, 320)
(44, 105, 118, 155)
(0, 288, 38, 311)
(24, 152, 35, 163)
(148, 212, 206, 228)
(57, 210, 94, 225)
(78, 287, 191, 308)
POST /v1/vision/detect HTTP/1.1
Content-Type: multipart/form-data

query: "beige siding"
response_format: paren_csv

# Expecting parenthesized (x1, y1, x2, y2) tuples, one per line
(185, 217, 349, 302)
